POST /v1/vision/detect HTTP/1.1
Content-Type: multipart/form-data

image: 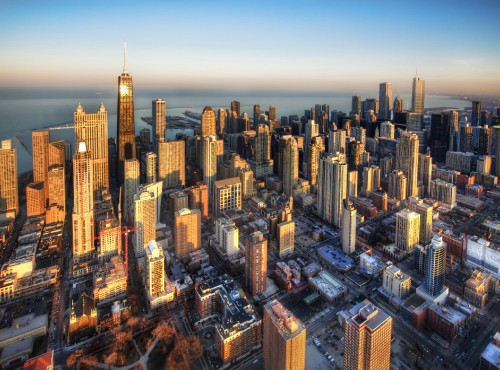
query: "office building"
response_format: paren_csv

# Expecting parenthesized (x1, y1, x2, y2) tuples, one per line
(255, 124, 271, 162)
(328, 129, 346, 155)
(201, 106, 217, 137)
(98, 216, 121, 261)
(459, 123, 474, 153)
(32, 130, 49, 201)
(263, 300, 306, 370)
(304, 119, 319, 173)
(388, 170, 407, 200)
(139, 128, 150, 150)
(342, 199, 357, 255)
(430, 113, 451, 163)
(379, 82, 393, 120)
(174, 208, 201, 258)
(448, 110, 459, 151)
(48, 140, 66, 168)
(396, 131, 419, 197)
(188, 182, 209, 219)
(351, 95, 362, 116)
(471, 101, 481, 126)
(317, 154, 347, 228)
(145, 240, 173, 309)
(411, 75, 425, 114)
(72, 142, 94, 263)
(280, 135, 299, 197)
(239, 168, 254, 199)
(383, 265, 411, 299)
(230, 101, 241, 117)
(152, 99, 166, 153)
(253, 105, 261, 126)
(217, 108, 226, 136)
(123, 158, 140, 220)
(362, 165, 380, 195)
(393, 92, 404, 114)
(245, 231, 268, 296)
(379, 121, 395, 139)
(348, 170, 358, 198)
(0, 140, 18, 217)
(213, 177, 242, 217)
(418, 152, 432, 197)
(26, 182, 45, 217)
(158, 140, 185, 189)
(145, 152, 157, 184)
(268, 105, 277, 121)
(308, 136, 324, 186)
(277, 220, 295, 258)
(343, 301, 392, 370)
(47, 165, 65, 213)
(117, 52, 136, 183)
(133, 190, 156, 258)
(214, 218, 239, 257)
(478, 125, 491, 155)
(74, 103, 109, 193)
(348, 140, 364, 171)
(395, 209, 420, 253)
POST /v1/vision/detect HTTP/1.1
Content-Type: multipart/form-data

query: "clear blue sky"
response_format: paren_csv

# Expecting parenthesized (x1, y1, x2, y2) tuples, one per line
(1, 0, 499, 95)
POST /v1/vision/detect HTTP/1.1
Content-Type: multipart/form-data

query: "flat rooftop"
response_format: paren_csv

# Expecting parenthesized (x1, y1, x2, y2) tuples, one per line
(318, 245, 354, 271)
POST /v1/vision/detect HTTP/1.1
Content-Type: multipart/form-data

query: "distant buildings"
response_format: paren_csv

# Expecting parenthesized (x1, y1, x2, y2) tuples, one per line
(379, 82, 392, 120)
(152, 99, 166, 153)
(411, 75, 425, 115)
(32, 130, 49, 201)
(0, 140, 18, 218)
(281, 136, 299, 197)
(263, 300, 306, 370)
(158, 140, 185, 189)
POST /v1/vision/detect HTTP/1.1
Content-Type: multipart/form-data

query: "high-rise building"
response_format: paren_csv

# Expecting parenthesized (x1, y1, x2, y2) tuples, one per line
(348, 141, 364, 171)
(396, 131, 419, 197)
(47, 165, 65, 213)
(117, 50, 136, 184)
(393, 92, 404, 113)
(430, 113, 451, 163)
(152, 99, 166, 153)
(239, 168, 254, 199)
(411, 75, 425, 114)
(158, 140, 185, 189)
(496, 128, 500, 177)
(448, 110, 459, 152)
(328, 129, 347, 154)
(281, 136, 298, 197)
(408, 196, 433, 244)
(123, 158, 140, 220)
(202, 135, 220, 199)
(348, 170, 358, 198)
(255, 124, 271, 162)
(303, 119, 319, 174)
(430, 179, 456, 208)
(395, 208, 420, 253)
(263, 299, 306, 370)
(0, 140, 18, 217)
(174, 208, 201, 258)
(459, 123, 474, 153)
(217, 108, 226, 136)
(145, 152, 157, 184)
(478, 125, 491, 155)
(308, 136, 324, 186)
(342, 199, 357, 255)
(388, 170, 407, 200)
(188, 182, 209, 219)
(26, 182, 45, 217)
(277, 220, 295, 258)
(215, 218, 239, 257)
(379, 82, 393, 120)
(32, 130, 49, 201)
(424, 235, 447, 296)
(48, 140, 66, 168)
(383, 265, 411, 299)
(317, 154, 347, 228)
(72, 142, 94, 263)
(362, 165, 380, 196)
(145, 240, 169, 308)
(253, 105, 261, 126)
(213, 177, 242, 217)
(268, 105, 277, 121)
(133, 190, 156, 258)
(74, 103, 109, 193)
(245, 231, 268, 296)
(471, 100, 481, 126)
(343, 301, 392, 370)
(379, 121, 395, 139)
(418, 152, 432, 197)
(230, 101, 241, 117)
(141, 181, 163, 225)
(140, 128, 150, 150)
(98, 216, 121, 261)
(201, 106, 217, 137)
(351, 95, 362, 116)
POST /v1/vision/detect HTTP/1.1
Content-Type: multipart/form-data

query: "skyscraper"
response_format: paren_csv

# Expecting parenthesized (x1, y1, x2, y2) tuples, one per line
(158, 140, 185, 189)
(411, 74, 425, 114)
(201, 106, 217, 137)
(117, 49, 136, 184)
(145, 240, 171, 309)
(342, 199, 357, 255)
(430, 113, 451, 163)
(245, 231, 268, 296)
(362, 165, 380, 196)
(343, 301, 392, 370)
(388, 170, 407, 200)
(0, 140, 18, 217)
(255, 124, 271, 162)
(328, 129, 346, 154)
(133, 190, 156, 258)
(395, 131, 419, 197)
(74, 103, 109, 193)
(213, 177, 242, 217)
(395, 209, 420, 252)
(471, 100, 481, 126)
(253, 104, 261, 126)
(281, 136, 298, 197)
(123, 158, 140, 220)
(188, 182, 209, 219)
(263, 300, 306, 370)
(268, 105, 277, 121)
(230, 100, 240, 117)
(72, 142, 94, 263)
(459, 123, 474, 152)
(48, 140, 66, 168)
(26, 182, 45, 217)
(351, 95, 362, 116)
(348, 141, 364, 171)
(174, 208, 201, 258)
(32, 130, 49, 201)
(379, 121, 395, 139)
(424, 235, 447, 296)
(47, 165, 65, 213)
(308, 136, 324, 186)
(418, 152, 432, 197)
(303, 119, 319, 175)
(408, 197, 433, 244)
(277, 220, 295, 258)
(145, 152, 157, 184)
(217, 108, 226, 136)
(393, 92, 404, 113)
(152, 99, 166, 153)
(317, 154, 347, 228)
(379, 82, 393, 120)
(202, 135, 219, 199)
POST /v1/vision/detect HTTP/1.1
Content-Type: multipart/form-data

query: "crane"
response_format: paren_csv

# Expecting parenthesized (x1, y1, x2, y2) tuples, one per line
(94, 225, 140, 279)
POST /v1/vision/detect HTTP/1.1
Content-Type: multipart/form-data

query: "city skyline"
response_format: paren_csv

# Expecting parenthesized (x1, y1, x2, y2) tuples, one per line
(1, 1, 499, 96)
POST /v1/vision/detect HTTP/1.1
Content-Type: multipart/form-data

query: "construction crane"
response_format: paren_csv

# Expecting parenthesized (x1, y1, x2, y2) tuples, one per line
(93, 226, 140, 279)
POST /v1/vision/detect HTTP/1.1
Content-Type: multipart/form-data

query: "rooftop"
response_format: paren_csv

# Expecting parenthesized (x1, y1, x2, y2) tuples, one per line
(429, 304, 467, 325)
(481, 342, 500, 366)
(318, 245, 354, 272)
(265, 300, 305, 339)
(308, 271, 347, 301)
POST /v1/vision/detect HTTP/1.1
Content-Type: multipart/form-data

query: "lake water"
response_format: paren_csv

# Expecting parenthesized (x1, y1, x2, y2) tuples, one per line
(0, 88, 469, 173)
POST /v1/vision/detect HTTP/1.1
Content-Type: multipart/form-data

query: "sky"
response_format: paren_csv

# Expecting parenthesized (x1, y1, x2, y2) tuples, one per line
(1, 0, 499, 96)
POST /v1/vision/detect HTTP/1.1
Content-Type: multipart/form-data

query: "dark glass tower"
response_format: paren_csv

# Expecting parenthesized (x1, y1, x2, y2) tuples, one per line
(424, 235, 446, 296)
(117, 47, 136, 184)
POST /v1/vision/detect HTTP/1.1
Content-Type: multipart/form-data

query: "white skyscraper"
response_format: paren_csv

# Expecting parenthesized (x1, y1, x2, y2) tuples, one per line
(342, 199, 357, 255)
(317, 154, 347, 228)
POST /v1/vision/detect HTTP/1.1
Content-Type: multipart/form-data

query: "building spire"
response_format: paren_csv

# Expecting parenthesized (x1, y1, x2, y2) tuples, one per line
(123, 42, 127, 74)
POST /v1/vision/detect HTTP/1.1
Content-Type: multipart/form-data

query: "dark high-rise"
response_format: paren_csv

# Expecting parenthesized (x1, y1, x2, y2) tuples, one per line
(231, 100, 240, 117)
(429, 113, 450, 163)
(253, 104, 261, 126)
(351, 95, 361, 116)
(117, 48, 136, 184)
(424, 235, 446, 296)
(471, 100, 481, 126)
(459, 123, 474, 153)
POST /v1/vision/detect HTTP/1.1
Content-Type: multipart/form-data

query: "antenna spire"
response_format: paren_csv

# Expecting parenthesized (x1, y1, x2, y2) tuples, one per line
(123, 43, 127, 74)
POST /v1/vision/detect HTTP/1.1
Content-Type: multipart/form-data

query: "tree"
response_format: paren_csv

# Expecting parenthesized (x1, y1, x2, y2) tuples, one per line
(66, 349, 84, 368)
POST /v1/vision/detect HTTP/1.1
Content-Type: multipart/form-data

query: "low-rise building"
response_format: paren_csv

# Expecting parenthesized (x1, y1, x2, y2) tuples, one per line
(308, 271, 347, 303)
